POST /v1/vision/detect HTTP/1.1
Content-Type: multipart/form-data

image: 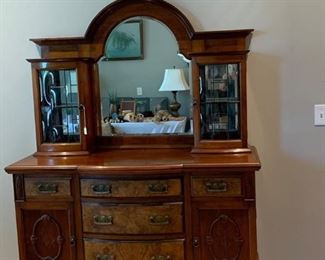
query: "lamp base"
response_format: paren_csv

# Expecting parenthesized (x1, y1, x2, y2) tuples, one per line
(169, 102, 181, 117)
(169, 91, 181, 117)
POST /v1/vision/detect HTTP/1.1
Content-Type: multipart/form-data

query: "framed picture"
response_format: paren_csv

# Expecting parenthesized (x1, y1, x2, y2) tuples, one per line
(105, 20, 143, 60)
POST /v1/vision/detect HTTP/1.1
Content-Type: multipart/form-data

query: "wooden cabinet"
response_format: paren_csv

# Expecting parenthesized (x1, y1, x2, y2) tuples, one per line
(29, 60, 94, 156)
(7, 153, 260, 260)
(5, 0, 261, 259)
(16, 202, 76, 260)
(192, 55, 250, 153)
(192, 206, 251, 260)
(191, 171, 258, 260)
(12, 175, 76, 260)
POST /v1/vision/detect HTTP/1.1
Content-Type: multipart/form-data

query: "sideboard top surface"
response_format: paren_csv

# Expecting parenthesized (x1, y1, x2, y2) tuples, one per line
(5, 148, 261, 174)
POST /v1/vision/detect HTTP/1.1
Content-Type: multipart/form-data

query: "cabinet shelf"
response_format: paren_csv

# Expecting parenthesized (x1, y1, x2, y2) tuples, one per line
(206, 128, 238, 132)
(53, 104, 79, 109)
(49, 85, 67, 89)
(201, 98, 240, 104)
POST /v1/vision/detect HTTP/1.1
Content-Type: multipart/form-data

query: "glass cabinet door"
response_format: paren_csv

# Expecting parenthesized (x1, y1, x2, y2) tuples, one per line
(39, 69, 80, 143)
(199, 63, 240, 140)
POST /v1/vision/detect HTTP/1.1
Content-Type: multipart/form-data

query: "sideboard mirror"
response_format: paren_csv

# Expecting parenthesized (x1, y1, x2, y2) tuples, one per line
(98, 17, 192, 137)
(28, 0, 253, 154)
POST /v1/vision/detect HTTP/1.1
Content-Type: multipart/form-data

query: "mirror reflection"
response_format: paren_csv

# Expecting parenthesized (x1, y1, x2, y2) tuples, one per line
(99, 17, 192, 136)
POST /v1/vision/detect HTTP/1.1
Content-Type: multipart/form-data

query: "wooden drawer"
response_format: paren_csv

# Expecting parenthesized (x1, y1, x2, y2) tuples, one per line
(80, 178, 181, 198)
(24, 177, 71, 199)
(84, 239, 184, 260)
(82, 202, 183, 234)
(191, 177, 242, 197)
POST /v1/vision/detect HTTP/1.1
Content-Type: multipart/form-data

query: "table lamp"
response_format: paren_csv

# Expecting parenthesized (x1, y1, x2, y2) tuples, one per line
(159, 68, 190, 117)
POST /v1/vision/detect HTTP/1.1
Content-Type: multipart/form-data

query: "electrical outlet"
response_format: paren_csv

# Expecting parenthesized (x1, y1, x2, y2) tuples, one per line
(137, 87, 143, 96)
(314, 104, 325, 126)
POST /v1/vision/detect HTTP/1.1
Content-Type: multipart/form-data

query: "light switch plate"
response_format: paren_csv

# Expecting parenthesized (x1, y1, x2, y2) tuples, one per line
(314, 104, 325, 126)
(137, 87, 143, 96)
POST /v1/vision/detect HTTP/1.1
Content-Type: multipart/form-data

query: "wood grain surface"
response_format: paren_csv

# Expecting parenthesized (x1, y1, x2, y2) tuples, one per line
(24, 177, 71, 199)
(84, 239, 184, 260)
(192, 177, 242, 197)
(82, 202, 183, 235)
(80, 178, 182, 198)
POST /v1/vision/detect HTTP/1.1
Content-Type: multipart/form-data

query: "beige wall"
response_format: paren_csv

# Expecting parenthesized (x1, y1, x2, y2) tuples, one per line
(0, 0, 324, 259)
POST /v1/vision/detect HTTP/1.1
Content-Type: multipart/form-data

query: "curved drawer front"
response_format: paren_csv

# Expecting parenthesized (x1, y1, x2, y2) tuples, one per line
(84, 239, 184, 260)
(82, 202, 183, 234)
(24, 177, 71, 199)
(192, 177, 242, 197)
(81, 179, 181, 198)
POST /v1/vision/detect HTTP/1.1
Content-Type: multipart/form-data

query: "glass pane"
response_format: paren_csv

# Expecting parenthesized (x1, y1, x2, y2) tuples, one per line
(199, 64, 240, 140)
(39, 69, 80, 143)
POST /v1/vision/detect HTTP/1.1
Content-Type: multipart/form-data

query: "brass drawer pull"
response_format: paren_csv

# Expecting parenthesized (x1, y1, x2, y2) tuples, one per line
(91, 184, 112, 195)
(205, 181, 228, 193)
(148, 183, 168, 194)
(96, 254, 115, 260)
(36, 183, 58, 194)
(151, 255, 172, 260)
(149, 215, 170, 225)
(93, 215, 113, 225)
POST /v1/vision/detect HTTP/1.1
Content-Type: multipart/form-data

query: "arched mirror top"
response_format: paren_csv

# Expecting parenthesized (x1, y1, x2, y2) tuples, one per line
(85, 0, 195, 51)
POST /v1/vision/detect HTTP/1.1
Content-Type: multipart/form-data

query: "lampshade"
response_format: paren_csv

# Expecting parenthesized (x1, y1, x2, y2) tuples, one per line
(159, 69, 190, 92)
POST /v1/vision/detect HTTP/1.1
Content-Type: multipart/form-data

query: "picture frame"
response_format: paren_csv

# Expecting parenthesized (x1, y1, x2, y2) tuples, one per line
(104, 20, 143, 60)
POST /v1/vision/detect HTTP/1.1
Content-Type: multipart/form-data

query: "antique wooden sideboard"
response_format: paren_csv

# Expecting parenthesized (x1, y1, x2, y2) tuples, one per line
(5, 0, 261, 259)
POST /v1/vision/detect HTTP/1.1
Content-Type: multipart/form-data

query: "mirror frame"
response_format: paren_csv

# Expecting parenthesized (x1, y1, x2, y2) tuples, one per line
(89, 0, 196, 149)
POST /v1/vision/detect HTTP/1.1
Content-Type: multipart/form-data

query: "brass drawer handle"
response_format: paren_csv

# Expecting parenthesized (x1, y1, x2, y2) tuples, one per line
(96, 254, 115, 260)
(91, 184, 112, 195)
(151, 255, 172, 260)
(205, 180, 228, 193)
(148, 183, 168, 194)
(93, 215, 113, 225)
(36, 183, 58, 194)
(149, 215, 170, 225)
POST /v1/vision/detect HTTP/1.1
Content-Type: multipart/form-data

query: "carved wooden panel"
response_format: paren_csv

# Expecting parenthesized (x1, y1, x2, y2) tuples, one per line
(30, 214, 64, 260)
(82, 202, 183, 234)
(21, 207, 74, 260)
(84, 239, 184, 260)
(206, 214, 243, 260)
(24, 177, 71, 199)
(80, 178, 182, 198)
(193, 208, 249, 260)
(192, 177, 242, 197)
